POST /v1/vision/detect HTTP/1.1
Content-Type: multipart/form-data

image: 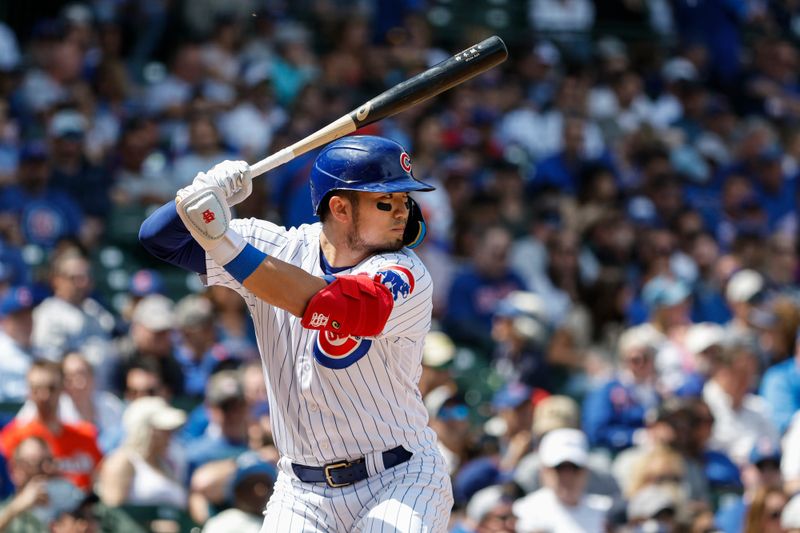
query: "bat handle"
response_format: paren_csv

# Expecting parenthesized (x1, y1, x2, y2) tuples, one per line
(249, 147, 296, 178)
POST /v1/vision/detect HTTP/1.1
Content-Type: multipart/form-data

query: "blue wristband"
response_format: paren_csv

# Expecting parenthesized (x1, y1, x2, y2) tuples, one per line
(224, 243, 268, 283)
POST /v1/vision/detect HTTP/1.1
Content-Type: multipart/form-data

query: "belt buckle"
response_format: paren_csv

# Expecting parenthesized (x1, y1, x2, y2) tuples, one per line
(323, 461, 352, 488)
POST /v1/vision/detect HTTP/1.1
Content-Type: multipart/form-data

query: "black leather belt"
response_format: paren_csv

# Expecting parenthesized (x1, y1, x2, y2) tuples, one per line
(292, 446, 412, 488)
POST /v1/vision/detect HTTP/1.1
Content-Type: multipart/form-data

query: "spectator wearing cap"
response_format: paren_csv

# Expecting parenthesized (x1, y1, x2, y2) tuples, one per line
(0, 140, 83, 249)
(759, 328, 800, 434)
(98, 396, 187, 509)
(724, 268, 769, 341)
(650, 57, 700, 129)
(425, 385, 472, 475)
(674, 322, 725, 397)
(633, 276, 694, 394)
(703, 342, 778, 464)
(418, 331, 457, 399)
(32, 249, 118, 386)
(120, 269, 165, 324)
(113, 294, 184, 398)
(0, 361, 102, 491)
(0, 286, 38, 402)
(183, 371, 250, 480)
(452, 456, 513, 510)
(512, 428, 611, 533)
(451, 484, 518, 533)
(174, 294, 239, 399)
(715, 437, 783, 533)
(489, 382, 538, 472)
(48, 109, 111, 226)
(198, 451, 277, 533)
(625, 483, 683, 532)
(582, 324, 664, 453)
(490, 291, 553, 391)
(514, 395, 621, 502)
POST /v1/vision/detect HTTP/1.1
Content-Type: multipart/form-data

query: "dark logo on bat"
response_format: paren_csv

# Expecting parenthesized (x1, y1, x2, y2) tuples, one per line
(356, 102, 372, 122)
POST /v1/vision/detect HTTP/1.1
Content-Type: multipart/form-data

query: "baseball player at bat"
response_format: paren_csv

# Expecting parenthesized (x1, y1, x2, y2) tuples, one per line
(139, 135, 453, 531)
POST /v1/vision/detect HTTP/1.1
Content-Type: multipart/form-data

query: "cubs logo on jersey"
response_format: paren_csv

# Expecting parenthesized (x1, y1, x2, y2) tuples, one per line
(374, 265, 415, 301)
(313, 331, 373, 369)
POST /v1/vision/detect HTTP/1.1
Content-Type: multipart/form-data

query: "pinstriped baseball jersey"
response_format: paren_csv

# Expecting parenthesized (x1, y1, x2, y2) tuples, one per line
(204, 219, 439, 467)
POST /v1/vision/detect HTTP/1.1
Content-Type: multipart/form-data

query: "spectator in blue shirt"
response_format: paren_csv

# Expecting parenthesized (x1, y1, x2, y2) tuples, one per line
(0, 141, 83, 249)
(443, 225, 526, 351)
(174, 294, 239, 399)
(759, 329, 800, 435)
(182, 370, 250, 482)
(582, 325, 663, 453)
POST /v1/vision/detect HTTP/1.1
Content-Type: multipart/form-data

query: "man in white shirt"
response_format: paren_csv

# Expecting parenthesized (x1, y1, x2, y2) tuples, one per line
(0, 287, 37, 402)
(703, 341, 778, 465)
(513, 428, 611, 533)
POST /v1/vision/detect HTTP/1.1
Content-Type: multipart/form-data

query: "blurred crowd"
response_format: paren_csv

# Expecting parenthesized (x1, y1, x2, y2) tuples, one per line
(1, 0, 800, 532)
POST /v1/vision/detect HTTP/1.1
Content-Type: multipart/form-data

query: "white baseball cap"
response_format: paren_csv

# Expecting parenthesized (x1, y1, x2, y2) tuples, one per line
(539, 428, 588, 468)
(726, 269, 765, 303)
(123, 396, 186, 433)
(685, 322, 725, 355)
(466, 485, 507, 522)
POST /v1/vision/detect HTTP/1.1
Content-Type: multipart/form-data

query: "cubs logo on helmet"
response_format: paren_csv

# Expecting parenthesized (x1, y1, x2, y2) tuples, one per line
(374, 266, 415, 301)
(400, 152, 412, 173)
(313, 332, 373, 369)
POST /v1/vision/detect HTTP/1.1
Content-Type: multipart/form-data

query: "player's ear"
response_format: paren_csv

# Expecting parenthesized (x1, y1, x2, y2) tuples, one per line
(327, 194, 353, 223)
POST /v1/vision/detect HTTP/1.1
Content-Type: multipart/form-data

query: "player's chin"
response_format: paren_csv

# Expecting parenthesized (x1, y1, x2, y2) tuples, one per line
(371, 238, 404, 254)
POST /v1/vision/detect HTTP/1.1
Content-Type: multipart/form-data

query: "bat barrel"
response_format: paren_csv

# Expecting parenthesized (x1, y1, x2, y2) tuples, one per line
(349, 36, 508, 128)
(248, 36, 508, 179)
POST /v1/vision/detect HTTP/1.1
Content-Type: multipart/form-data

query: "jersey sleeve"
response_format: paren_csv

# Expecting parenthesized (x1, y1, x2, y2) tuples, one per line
(203, 218, 298, 303)
(356, 250, 433, 339)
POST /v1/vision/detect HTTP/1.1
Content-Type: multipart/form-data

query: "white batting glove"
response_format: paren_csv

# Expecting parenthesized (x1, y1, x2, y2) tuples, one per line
(177, 160, 253, 207)
(176, 186, 246, 266)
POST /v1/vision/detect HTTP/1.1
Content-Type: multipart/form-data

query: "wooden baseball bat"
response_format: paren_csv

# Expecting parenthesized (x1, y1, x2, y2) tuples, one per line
(249, 35, 508, 177)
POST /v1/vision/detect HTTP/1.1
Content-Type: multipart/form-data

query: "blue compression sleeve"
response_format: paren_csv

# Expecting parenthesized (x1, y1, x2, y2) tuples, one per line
(224, 244, 267, 284)
(139, 201, 207, 275)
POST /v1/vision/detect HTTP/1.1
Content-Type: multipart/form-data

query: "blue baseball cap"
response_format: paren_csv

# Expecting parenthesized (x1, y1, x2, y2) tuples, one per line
(228, 451, 277, 498)
(129, 269, 165, 297)
(19, 141, 48, 162)
(452, 457, 512, 506)
(749, 437, 782, 465)
(642, 276, 691, 310)
(492, 382, 533, 411)
(0, 286, 35, 317)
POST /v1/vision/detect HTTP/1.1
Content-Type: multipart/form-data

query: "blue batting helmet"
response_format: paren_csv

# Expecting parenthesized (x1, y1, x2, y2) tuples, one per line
(310, 136, 435, 214)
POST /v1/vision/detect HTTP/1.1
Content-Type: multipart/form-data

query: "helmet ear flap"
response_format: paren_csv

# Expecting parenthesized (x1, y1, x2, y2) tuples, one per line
(402, 197, 427, 249)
